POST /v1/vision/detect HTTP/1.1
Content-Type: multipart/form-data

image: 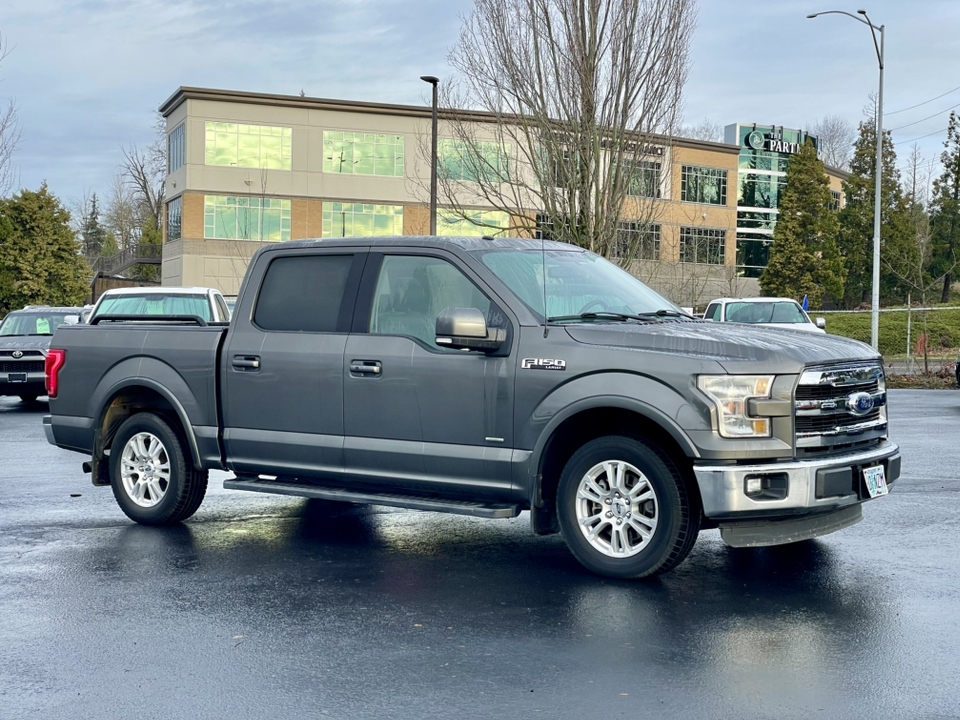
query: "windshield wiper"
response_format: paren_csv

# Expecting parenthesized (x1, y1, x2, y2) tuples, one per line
(547, 311, 658, 323)
(634, 309, 696, 320)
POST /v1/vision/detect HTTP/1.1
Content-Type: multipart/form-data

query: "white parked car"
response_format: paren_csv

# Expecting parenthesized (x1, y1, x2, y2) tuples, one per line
(703, 297, 827, 333)
(89, 287, 231, 325)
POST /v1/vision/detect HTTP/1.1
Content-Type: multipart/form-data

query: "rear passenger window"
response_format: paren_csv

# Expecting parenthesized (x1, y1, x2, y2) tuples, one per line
(255, 255, 353, 332)
(704, 304, 719, 321)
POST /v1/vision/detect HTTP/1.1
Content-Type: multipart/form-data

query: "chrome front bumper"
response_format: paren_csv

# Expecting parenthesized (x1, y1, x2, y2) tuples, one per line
(693, 441, 900, 518)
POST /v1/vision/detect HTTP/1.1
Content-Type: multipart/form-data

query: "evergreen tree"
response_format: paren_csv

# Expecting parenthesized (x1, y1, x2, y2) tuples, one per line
(760, 140, 845, 307)
(836, 121, 913, 307)
(0, 183, 90, 316)
(931, 112, 960, 302)
(130, 216, 161, 281)
(101, 231, 120, 258)
(81, 193, 107, 259)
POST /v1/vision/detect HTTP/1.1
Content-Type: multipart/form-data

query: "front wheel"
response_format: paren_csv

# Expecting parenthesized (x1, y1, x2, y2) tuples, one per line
(109, 412, 208, 525)
(557, 435, 700, 579)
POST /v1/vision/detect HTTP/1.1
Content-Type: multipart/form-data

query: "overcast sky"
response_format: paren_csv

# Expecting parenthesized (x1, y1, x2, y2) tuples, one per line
(2, 0, 958, 208)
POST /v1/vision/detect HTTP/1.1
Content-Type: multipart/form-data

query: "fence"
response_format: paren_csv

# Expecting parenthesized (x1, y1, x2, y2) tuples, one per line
(819, 306, 960, 375)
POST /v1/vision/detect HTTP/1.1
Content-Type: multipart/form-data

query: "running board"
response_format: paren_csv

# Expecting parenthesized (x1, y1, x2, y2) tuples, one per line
(222, 477, 521, 519)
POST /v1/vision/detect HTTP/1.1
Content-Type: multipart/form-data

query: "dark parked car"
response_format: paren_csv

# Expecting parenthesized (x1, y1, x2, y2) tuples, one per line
(0, 306, 83, 402)
(44, 237, 898, 579)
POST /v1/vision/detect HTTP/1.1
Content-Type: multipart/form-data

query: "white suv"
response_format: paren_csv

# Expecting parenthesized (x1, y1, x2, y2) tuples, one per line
(703, 297, 827, 333)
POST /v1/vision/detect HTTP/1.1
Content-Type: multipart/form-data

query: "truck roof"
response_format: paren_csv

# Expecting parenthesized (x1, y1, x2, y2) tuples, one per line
(98, 287, 217, 296)
(261, 236, 582, 254)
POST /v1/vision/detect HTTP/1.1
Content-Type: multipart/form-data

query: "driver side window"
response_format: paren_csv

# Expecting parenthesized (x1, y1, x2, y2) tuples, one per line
(370, 255, 493, 347)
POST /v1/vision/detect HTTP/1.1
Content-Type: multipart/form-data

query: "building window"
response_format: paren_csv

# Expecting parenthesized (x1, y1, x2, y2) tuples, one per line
(624, 160, 661, 198)
(830, 190, 842, 211)
(738, 173, 788, 209)
(681, 165, 728, 205)
(613, 223, 660, 260)
(438, 140, 509, 183)
(322, 203, 403, 238)
(168, 123, 185, 173)
(203, 196, 292, 242)
(166, 197, 182, 242)
(438, 209, 510, 237)
(680, 226, 726, 265)
(323, 132, 404, 177)
(736, 233, 774, 278)
(204, 122, 292, 170)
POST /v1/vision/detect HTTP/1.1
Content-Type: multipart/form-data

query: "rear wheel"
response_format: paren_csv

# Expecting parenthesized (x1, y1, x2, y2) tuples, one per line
(19, 394, 38, 403)
(557, 435, 700, 579)
(109, 412, 208, 525)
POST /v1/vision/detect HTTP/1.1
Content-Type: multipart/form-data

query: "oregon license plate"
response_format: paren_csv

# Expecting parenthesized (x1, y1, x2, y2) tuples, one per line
(7, 373, 26, 383)
(863, 465, 888, 498)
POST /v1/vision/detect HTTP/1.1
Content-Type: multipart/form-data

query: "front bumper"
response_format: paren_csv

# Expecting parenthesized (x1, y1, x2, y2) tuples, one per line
(693, 440, 900, 519)
(0, 371, 46, 397)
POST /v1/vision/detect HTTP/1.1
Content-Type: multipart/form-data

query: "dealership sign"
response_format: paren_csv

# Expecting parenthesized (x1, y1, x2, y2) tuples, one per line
(746, 130, 803, 155)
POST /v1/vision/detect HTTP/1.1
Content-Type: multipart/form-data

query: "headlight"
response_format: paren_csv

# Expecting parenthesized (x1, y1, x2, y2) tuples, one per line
(697, 375, 775, 438)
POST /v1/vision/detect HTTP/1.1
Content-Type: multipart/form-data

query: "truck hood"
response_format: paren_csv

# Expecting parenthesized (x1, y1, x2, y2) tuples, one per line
(564, 320, 879, 374)
(0, 336, 51, 353)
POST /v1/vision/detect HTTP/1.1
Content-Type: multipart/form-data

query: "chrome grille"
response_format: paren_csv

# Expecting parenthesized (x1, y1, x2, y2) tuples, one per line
(795, 362, 887, 455)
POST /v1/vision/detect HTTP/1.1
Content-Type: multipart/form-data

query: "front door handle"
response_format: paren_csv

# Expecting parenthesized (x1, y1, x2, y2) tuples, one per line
(232, 355, 261, 371)
(350, 360, 382, 376)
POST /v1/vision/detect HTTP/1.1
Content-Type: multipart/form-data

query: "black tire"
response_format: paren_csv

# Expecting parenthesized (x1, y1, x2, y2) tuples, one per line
(556, 435, 700, 579)
(19, 394, 38, 403)
(109, 412, 208, 525)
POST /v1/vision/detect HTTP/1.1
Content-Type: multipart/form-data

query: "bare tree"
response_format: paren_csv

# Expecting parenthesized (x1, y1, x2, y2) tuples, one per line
(811, 114, 855, 170)
(121, 112, 166, 231)
(0, 33, 22, 196)
(428, 0, 696, 260)
(681, 117, 723, 143)
(104, 173, 139, 252)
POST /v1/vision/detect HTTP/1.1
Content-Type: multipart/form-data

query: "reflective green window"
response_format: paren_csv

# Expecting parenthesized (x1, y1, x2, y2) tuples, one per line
(736, 234, 774, 277)
(622, 160, 661, 198)
(437, 210, 510, 237)
(323, 132, 404, 177)
(203, 196, 292, 242)
(738, 174, 788, 209)
(204, 122, 292, 170)
(680, 226, 726, 265)
(681, 166, 727, 205)
(322, 203, 404, 238)
(167, 197, 182, 242)
(438, 140, 510, 183)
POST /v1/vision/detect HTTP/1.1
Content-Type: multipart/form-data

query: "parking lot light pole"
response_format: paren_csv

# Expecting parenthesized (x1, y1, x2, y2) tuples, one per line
(807, 9, 884, 350)
(420, 75, 440, 235)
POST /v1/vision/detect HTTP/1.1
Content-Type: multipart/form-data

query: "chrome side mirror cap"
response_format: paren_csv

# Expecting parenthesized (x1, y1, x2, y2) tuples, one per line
(815, 317, 826, 329)
(436, 307, 505, 352)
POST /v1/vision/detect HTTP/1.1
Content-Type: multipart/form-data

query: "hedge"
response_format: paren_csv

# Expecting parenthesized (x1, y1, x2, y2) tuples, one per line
(823, 307, 960, 356)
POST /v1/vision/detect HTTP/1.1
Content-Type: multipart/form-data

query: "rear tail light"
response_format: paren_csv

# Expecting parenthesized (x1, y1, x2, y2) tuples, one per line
(45, 349, 66, 398)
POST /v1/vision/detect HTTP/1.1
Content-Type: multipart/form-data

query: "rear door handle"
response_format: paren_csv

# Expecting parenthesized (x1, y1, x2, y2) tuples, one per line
(232, 355, 260, 371)
(350, 360, 382, 376)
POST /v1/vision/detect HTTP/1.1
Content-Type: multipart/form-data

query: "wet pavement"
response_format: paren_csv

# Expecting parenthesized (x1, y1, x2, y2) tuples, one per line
(1, 392, 959, 719)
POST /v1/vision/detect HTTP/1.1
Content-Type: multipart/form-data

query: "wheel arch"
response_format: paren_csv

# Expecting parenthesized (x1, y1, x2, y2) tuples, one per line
(529, 399, 700, 535)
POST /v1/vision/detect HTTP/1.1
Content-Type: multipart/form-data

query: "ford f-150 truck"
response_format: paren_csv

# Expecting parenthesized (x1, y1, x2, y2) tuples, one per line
(43, 237, 899, 579)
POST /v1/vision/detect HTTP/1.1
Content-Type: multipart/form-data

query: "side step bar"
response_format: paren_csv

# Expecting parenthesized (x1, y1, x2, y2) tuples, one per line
(223, 476, 521, 519)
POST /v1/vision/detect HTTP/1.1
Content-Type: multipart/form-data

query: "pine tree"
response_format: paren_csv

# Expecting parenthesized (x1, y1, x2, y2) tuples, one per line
(81, 193, 107, 259)
(760, 140, 845, 308)
(130, 216, 161, 281)
(931, 112, 960, 302)
(837, 121, 912, 307)
(0, 183, 90, 315)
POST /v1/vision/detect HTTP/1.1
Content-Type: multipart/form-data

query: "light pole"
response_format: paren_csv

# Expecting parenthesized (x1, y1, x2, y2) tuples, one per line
(807, 9, 884, 350)
(420, 75, 440, 235)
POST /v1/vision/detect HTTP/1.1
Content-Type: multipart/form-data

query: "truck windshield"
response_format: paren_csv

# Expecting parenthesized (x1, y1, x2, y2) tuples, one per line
(725, 301, 807, 324)
(0, 313, 79, 336)
(478, 248, 680, 322)
(94, 294, 212, 321)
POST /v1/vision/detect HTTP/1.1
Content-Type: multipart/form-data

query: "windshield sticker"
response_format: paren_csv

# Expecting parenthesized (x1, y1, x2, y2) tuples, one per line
(522, 358, 566, 371)
(35, 318, 50, 334)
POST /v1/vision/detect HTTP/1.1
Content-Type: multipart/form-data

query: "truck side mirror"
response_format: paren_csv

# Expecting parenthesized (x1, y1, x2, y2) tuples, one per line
(815, 317, 826, 330)
(435, 307, 505, 352)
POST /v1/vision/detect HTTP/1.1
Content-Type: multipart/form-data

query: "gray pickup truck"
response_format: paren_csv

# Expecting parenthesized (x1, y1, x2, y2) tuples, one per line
(43, 237, 899, 578)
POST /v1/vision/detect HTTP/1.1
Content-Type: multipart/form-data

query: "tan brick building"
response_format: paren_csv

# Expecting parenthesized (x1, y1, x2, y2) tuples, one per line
(159, 87, 847, 307)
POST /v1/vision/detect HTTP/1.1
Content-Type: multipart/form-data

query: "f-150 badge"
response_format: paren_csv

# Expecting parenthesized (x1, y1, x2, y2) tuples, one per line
(522, 358, 566, 371)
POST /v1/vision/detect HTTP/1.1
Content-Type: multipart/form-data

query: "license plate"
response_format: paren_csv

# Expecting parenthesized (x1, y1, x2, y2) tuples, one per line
(863, 465, 888, 498)
(7, 373, 26, 383)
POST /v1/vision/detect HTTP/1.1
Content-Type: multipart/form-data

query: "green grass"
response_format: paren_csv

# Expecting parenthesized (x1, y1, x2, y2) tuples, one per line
(824, 307, 960, 356)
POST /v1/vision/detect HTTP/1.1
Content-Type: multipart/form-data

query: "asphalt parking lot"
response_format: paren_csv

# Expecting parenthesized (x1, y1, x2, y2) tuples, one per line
(1, 391, 959, 719)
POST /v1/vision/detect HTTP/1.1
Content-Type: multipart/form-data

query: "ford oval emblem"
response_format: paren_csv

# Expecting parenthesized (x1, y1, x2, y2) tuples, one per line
(12, 350, 23, 358)
(847, 391, 875, 416)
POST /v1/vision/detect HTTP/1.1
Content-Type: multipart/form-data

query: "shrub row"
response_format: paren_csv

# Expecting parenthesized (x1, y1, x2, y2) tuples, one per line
(824, 308, 960, 356)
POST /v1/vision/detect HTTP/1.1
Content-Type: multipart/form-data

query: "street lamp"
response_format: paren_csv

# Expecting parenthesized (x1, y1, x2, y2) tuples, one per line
(420, 75, 440, 235)
(807, 9, 885, 350)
